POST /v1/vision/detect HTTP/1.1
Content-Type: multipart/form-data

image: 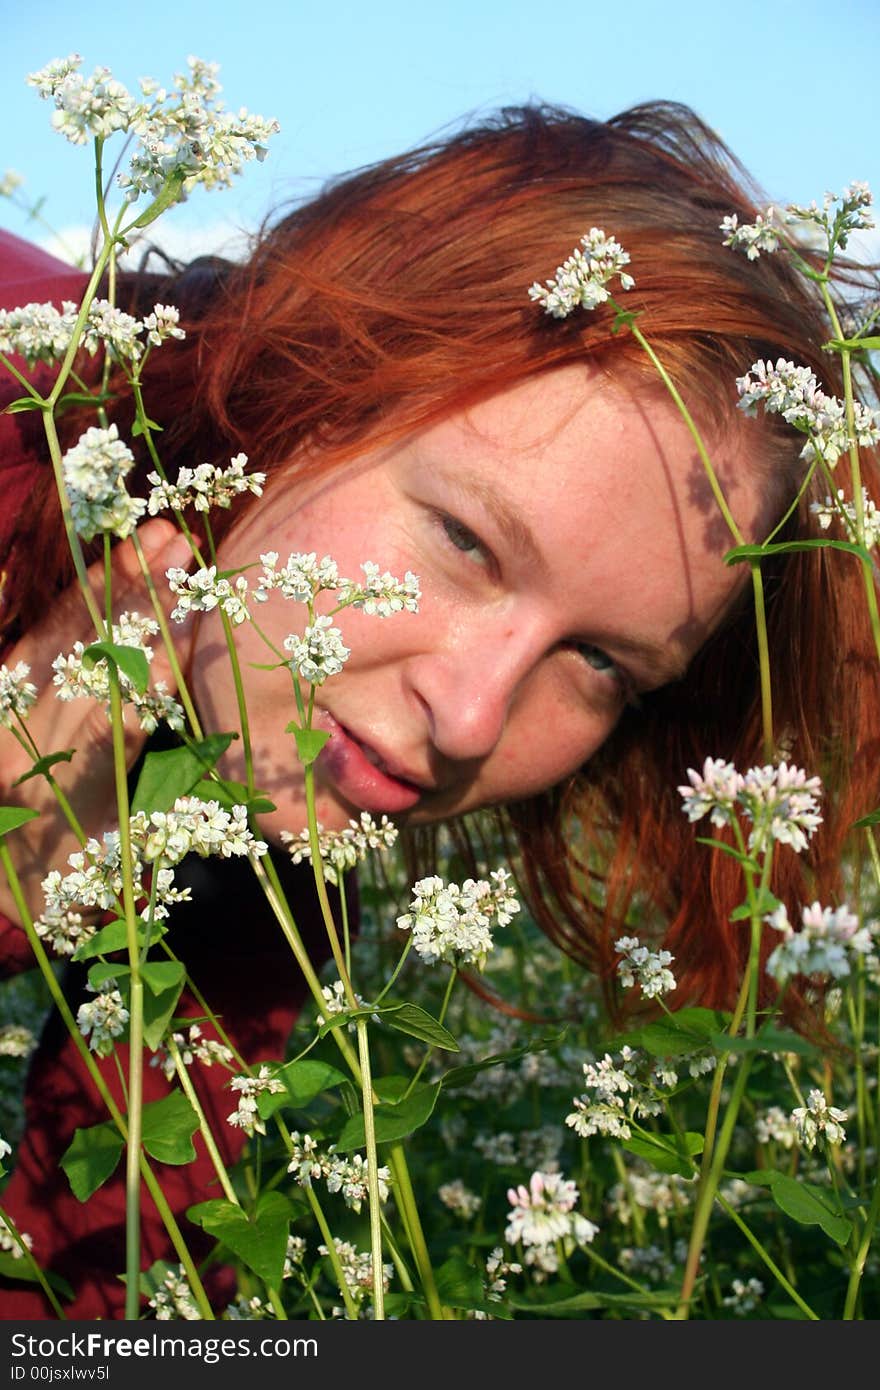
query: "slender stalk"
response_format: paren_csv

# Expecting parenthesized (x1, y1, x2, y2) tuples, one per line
(714, 1192, 819, 1319)
(355, 1018, 385, 1319)
(0, 1206, 67, 1318)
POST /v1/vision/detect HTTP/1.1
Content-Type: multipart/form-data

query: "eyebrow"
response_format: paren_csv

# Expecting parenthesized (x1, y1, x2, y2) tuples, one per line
(444, 467, 690, 686)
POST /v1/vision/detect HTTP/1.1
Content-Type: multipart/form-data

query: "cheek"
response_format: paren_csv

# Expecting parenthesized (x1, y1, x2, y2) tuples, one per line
(495, 698, 617, 798)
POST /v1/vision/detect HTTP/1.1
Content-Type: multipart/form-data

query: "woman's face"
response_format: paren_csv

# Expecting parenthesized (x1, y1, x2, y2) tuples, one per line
(190, 364, 764, 842)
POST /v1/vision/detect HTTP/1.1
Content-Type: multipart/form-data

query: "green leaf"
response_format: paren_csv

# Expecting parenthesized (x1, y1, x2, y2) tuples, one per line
(131, 732, 237, 814)
(335, 1082, 441, 1152)
(3, 395, 44, 414)
(509, 1285, 679, 1316)
(710, 1025, 819, 1058)
(87, 962, 130, 990)
(131, 416, 163, 437)
(256, 1058, 348, 1120)
(694, 837, 759, 871)
(0, 806, 40, 837)
(141, 960, 185, 996)
(61, 1122, 124, 1201)
(82, 641, 150, 695)
(853, 806, 880, 828)
(141, 1090, 199, 1164)
(290, 726, 331, 766)
(186, 1192, 293, 1286)
(824, 335, 880, 352)
(13, 749, 75, 786)
(0, 1251, 74, 1299)
(729, 888, 780, 922)
(141, 974, 186, 1051)
(316, 1005, 380, 1039)
(435, 1255, 487, 1309)
(724, 538, 873, 567)
(126, 171, 188, 230)
(439, 1031, 567, 1089)
(741, 1170, 852, 1245)
(622, 1130, 703, 1177)
(380, 1001, 460, 1052)
(72, 917, 167, 962)
(610, 1007, 729, 1058)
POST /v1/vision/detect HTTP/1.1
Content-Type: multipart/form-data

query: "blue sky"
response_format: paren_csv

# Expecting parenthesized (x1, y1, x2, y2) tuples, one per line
(2, 0, 879, 264)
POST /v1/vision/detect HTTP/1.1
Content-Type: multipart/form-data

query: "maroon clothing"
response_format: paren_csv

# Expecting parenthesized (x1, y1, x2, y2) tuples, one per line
(0, 233, 337, 1317)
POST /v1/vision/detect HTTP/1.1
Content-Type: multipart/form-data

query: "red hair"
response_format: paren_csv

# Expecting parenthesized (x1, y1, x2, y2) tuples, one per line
(5, 101, 880, 1013)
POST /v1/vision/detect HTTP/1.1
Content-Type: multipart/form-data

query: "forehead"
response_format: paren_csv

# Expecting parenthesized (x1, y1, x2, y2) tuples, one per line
(415, 365, 766, 676)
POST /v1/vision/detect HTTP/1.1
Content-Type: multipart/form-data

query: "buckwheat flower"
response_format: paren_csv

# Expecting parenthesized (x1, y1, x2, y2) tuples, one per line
(0, 1214, 33, 1259)
(740, 762, 823, 854)
(720, 209, 782, 259)
(283, 1235, 308, 1280)
(284, 617, 350, 685)
(766, 900, 874, 982)
(529, 228, 635, 318)
(148, 455, 264, 516)
(225, 1294, 274, 1320)
(52, 611, 185, 735)
(619, 1244, 678, 1284)
(147, 1265, 200, 1320)
(34, 904, 94, 956)
(167, 564, 252, 625)
(505, 1170, 598, 1254)
(256, 550, 339, 603)
(614, 934, 676, 999)
(678, 757, 744, 827)
(722, 1277, 764, 1315)
(62, 424, 146, 541)
(791, 1088, 848, 1151)
(608, 1166, 696, 1229)
(151, 1022, 234, 1081)
(485, 1248, 522, 1301)
(566, 1046, 665, 1140)
(143, 304, 186, 346)
(336, 561, 421, 617)
(325, 1152, 391, 1213)
(787, 182, 874, 254)
(0, 1135, 11, 1164)
(318, 1238, 392, 1302)
(226, 1065, 285, 1138)
(438, 1179, 482, 1219)
(0, 661, 37, 727)
(280, 812, 398, 887)
(755, 1105, 799, 1149)
(735, 358, 880, 466)
(811, 488, 880, 548)
(286, 1131, 327, 1185)
(0, 299, 79, 366)
(28, 56, 136, 145)
(0, 170, 24, 198)
(397, 872, 520, 970)
(77, 982, 129, 1057)
(82, 300, 145, 362)
(0, 1025, 37, 1059)
(129, 796, 267, 865)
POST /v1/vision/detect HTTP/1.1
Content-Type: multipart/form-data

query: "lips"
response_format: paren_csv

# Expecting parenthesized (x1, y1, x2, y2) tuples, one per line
(312, 710, 425, 814)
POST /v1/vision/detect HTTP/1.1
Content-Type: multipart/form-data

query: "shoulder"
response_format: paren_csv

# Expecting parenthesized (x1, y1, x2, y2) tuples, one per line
(0, 229, 87, 309)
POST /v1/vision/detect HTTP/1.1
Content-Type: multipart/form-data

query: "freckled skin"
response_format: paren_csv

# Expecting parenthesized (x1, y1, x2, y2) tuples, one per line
(189, 364, 764, 843)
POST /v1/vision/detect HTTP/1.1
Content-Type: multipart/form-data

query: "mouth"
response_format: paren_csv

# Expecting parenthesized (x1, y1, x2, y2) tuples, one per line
(312, 710, 427, 814)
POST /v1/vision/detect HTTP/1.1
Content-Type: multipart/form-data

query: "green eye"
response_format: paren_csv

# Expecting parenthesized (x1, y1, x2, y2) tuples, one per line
(577, 643, 616, 674)
(442, 515, 484, 556)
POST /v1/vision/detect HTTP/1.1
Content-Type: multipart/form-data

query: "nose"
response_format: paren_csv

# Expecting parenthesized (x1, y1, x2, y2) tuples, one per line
(405, 618, 543, 764)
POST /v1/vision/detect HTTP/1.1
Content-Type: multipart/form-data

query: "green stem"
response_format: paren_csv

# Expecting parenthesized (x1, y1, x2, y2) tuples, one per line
(0, 1205, 67, 1318)
(355, 1018, 385, 1319)
(387, 1143, 446, 1319)
(714, 1191, 819, 1319)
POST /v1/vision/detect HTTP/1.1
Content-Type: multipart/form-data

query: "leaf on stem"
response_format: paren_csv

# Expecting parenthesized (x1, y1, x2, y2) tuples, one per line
(141, 1091, 199, 1164)
(740, 1170, 852, 1245)
(0, 806, 40, 836)
(82, 642, 150, 696)
(333, 1081, 441, 1152)
(186, 1192, 294, 1286)
(131, 732, 237, 814)
(13, 750, 75, 786)
(61, 1122, 124, 1202)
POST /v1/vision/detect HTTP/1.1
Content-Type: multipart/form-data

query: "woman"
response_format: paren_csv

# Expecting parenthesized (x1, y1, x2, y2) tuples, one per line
(1, 99, 878, 1317)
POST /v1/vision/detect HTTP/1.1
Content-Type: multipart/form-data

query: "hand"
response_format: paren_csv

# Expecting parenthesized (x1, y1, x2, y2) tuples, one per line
(0, 519, 195, 928)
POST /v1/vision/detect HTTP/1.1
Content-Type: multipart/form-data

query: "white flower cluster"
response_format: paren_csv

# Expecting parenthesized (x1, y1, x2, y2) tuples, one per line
(608, 1165, 695, 1229)
(76, 981, 129, 1056)
(765, 901, 876, 984)
(396, 868, 520, 971)
(614, 934, 676, 999)
(313, 980, 377, 1029)
(0, 297, 183, 370)
(528, 228, 635, 318)
(679, 757, 823, 856)
(280, 812, 398, 886)
(0, 170, 23, 198)
(0, 1213, 33, 1259)
(257, 551, 341, 603)
(283, 617, 350, 686)
(53, 610, 185, 735)
(505, 1170, 598, 1277)
(28, 55, 279, 205)
(167, 564, 252, 626)
(720, 210, 782, 259)
(147, 454, 265, 515)
(286, 1131, 391, 1213)
(438, 1179, 482, 1219)
(0, 661, 37, 728)
(317, 1237, 393, 1307)
(147, 1264, 201, 1320)
(150, 1022, 235, 1081)
(336, 561, 421, 618)
(791, 1088, 848, 1151)
(736, 358, 880, 467)
(61, 424, 146, 541)
(226, 1065, 286, 1138)
(811, 488, 880, 549)
(754, 1105, 799, 1149)
(225, 1295, 275, 1320)
(0, 1135, 11, 1164)
(722, 1277, 765, 1315)
(722, 183, 873, 260)
(34, 905, 94, 957)
(0, 1025, 37, 1059)
(129, 796, 267, 865)
(565, 1045, 667, 1141)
